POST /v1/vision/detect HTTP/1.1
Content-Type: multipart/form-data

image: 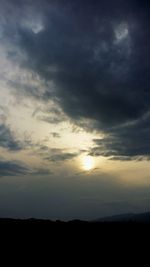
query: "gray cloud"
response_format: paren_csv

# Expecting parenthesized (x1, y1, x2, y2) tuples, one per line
(0, 124, 22, 151)
(32, 106, 66, 125)
(0, 159, 53, 177)
(45, 152, 78, 162)
(90, 113, 150, 160)
(38, 115, 64, 125)
(41, 147, 78, 162)
(0, 160, 29, 177)
(34, 145, 79, 162)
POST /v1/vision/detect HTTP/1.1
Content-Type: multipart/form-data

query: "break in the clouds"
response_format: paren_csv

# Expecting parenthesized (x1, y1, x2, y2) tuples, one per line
(1, 0, 150, 161)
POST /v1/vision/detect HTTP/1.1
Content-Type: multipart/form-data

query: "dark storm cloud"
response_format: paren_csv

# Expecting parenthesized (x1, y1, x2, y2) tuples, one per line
(1, 0, 150, 159)
(0, 124, 22, 151)
(90, 113, 150, 160)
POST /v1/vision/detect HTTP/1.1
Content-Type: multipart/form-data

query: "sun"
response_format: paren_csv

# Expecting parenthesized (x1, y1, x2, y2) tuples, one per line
(82, 156, 95, 171)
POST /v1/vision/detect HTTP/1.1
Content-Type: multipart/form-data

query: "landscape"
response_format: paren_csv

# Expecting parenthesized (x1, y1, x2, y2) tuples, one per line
(0, 1, 150, 226)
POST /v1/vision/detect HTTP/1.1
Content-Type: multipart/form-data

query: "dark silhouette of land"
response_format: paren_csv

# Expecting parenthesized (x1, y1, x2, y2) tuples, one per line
(95, 211, 150, 223)
(1, 211, 150, 226)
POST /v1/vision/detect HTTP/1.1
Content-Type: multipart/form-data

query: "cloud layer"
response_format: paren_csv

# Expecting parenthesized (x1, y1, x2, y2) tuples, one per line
(1, 0, 150, 159)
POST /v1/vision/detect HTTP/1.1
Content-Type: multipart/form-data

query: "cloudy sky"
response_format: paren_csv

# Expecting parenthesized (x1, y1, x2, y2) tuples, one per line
(0, 0, 150, 220)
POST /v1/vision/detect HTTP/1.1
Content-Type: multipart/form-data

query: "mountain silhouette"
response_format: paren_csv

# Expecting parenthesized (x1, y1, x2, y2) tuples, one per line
(1, 211, 150, 226)
(96, 211, 150, 223)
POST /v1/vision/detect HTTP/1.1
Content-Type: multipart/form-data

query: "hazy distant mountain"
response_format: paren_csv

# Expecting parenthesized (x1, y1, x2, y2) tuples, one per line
(1, 211, 150, 225)
(96, 212, 150, 223)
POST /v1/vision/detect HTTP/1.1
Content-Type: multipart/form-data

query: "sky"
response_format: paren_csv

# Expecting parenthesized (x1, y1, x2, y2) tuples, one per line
(0, 0, 150, 220)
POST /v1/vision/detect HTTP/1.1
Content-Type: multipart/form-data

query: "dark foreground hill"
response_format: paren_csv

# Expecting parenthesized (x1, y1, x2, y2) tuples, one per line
(1, 214, 150, 246)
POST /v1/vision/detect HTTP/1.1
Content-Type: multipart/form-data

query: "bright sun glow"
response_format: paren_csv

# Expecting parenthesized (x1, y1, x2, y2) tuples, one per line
(82, 156, 95, 171)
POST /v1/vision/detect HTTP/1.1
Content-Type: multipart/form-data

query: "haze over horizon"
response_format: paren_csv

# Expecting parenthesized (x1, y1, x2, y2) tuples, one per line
(0, 0, 150, 220)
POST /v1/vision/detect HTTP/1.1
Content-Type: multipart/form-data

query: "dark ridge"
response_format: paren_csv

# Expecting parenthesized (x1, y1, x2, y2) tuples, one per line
(95, 211, 150, 223)
(1, 211, 150, 225)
